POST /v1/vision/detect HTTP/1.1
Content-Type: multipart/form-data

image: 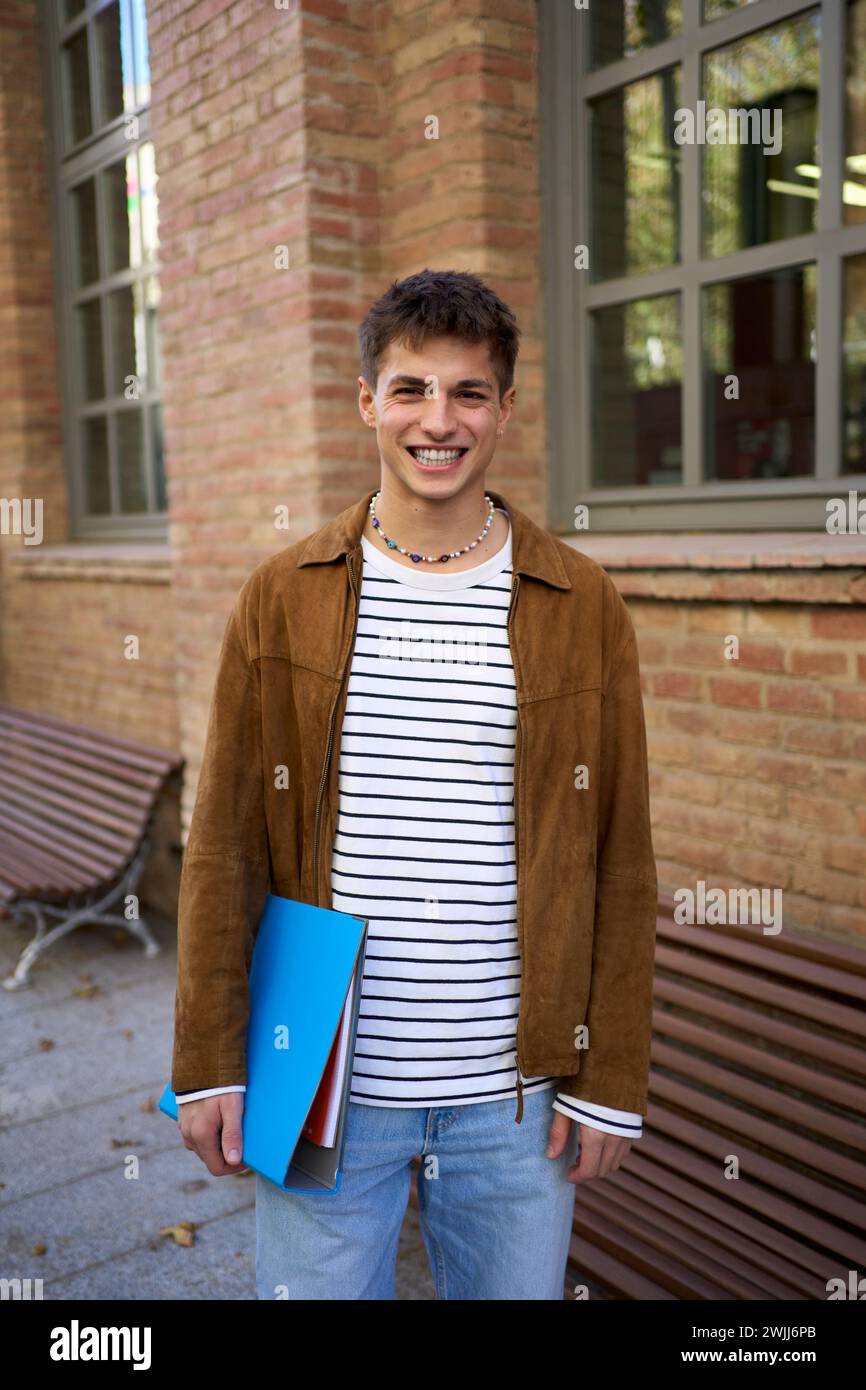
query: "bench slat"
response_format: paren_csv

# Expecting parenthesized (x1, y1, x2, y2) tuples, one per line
(0, 706, 182, 778)
(567, 1234, 677, 1300)
(655, 942, 866, 1037)
(571, 1200, 738, 1299)
(639, 1120, 866, 1263)
(2, 737, 158, 808)
(651, 1038, 866, 1154)
(657, 896, 866, 979)
(0, 766, 150, 839)
(654, 978, 866, 1087)
(575, 1180, 805, 1298)
(656, 915, 866, 1000)
(605, 1166, 824, 1295)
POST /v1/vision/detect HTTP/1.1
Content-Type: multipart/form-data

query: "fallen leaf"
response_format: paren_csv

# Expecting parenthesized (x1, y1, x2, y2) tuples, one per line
(33, 1243, 47, 1256)
(72, 983, 103, 999)
(159, 1221, 196, 1247)
(140, 1097, 155, 1113)
(37, 1039, 55, 1052)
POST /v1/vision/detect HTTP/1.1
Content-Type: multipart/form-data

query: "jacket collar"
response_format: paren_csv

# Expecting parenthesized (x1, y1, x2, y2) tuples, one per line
(296, 487, 571, 590)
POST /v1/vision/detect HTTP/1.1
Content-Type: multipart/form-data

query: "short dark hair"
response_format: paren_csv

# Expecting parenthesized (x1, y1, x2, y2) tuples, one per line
(358, 269, 520, 399)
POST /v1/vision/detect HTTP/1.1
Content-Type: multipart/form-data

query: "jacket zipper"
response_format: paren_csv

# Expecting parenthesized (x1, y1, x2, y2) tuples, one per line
(506, 571, 524, 1124)
(312, 551, 360, 908)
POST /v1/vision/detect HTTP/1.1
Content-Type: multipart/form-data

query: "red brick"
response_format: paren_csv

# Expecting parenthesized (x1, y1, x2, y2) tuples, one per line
(811, 608, 866, 640)
(709, 677, 763, 709)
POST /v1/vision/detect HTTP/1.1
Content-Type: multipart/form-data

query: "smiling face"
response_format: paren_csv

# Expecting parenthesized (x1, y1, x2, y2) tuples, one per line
(358, 334, 516, 502)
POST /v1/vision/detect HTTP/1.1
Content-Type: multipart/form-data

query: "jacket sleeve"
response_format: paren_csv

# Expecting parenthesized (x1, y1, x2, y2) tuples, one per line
(170, 582, 271, 1094)
(557, 588, 657, 1116)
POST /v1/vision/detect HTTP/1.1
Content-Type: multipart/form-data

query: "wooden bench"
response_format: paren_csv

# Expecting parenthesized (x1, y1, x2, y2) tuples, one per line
(566, 894, 866, 1300)
(0, 703, 183, 989)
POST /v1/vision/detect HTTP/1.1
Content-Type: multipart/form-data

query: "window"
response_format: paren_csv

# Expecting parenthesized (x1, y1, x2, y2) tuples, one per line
(40, 0, 165, 538)
(541, 0, 866, 530)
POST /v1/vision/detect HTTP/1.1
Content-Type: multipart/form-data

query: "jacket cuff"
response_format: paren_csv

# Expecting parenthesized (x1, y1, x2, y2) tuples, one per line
(553, 1092, 643, 1138)
(175, 1085, 247, 1104)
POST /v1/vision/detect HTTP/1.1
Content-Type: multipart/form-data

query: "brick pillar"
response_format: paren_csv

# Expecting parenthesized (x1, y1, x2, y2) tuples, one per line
(148, 0, 545, 830)
(376, 0, 544, 516)
(0, 0, 67, 699)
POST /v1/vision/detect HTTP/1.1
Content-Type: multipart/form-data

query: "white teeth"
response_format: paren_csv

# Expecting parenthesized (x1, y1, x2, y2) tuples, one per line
(412, 448, 463, 465)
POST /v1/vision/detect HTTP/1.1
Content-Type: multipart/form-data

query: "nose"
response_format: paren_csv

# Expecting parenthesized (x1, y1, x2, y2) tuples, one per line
(418, 391, 459, 437)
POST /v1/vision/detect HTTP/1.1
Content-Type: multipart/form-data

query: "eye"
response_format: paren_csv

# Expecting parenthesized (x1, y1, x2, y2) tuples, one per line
(461, 391, 485, 400)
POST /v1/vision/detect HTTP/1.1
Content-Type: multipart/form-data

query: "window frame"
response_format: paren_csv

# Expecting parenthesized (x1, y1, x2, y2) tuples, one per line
(541, 0, 866, 531)
(38, 0, 165, 541)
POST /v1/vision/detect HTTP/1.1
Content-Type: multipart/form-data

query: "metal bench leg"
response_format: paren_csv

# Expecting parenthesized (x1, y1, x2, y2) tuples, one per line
(3, 902, 50, 991)
(3, 843, 162, 990)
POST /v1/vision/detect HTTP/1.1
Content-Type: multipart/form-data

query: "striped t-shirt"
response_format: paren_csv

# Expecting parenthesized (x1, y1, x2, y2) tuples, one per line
(333, 510, 559, 1110)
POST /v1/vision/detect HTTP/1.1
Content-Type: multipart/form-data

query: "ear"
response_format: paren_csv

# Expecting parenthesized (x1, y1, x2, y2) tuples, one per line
(498, 384, 517, 427)
(358, 376, 375, 424)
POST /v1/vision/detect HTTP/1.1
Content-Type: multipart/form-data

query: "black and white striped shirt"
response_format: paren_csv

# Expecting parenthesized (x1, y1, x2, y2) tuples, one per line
(333, 511, 642, 1138)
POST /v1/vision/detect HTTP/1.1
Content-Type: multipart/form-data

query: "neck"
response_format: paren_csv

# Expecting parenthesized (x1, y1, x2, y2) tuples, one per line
(370, 480, 493, 555)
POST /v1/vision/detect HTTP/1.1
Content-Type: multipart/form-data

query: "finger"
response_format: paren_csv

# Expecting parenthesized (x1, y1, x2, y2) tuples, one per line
(601, 1138, 631, 1177)
(191, 1120, 237, 1176)
(566, 1127, 605, 1184)
(546, 1110, 571, 1158)
(566, 1143, 600, 1185)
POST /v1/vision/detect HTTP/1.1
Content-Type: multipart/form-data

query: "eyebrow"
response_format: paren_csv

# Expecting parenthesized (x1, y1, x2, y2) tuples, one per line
(388, 375, 494, 392)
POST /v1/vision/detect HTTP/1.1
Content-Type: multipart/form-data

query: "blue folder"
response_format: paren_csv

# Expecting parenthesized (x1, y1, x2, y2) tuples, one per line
(159, 894, 368, 1194)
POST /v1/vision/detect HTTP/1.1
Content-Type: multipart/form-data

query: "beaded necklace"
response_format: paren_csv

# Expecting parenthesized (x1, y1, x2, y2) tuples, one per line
(369, 491, 495, 564)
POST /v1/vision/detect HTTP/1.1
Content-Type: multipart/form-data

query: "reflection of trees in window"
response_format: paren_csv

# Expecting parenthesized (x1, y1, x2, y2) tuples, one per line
(703, 11, 821, 259)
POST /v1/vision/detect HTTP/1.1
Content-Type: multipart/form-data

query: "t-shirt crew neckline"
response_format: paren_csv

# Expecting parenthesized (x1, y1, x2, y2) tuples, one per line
(360, 506, 512, 590)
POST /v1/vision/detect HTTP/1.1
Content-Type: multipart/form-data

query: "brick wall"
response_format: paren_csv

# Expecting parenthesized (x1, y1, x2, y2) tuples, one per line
(2, 0, 864, 946)
(0, 0, 180, 922)
(614, 571, 866, 941)
(146, 0, 545, 829)
(0, 0, 179, 751)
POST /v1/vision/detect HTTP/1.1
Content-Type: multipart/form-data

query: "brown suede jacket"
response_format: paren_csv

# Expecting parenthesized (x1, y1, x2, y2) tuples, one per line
(171, 486, 658, 1123)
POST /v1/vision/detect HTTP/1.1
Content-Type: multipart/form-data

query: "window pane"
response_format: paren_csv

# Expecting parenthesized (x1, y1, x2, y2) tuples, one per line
(590, 0, 681, 70)
(82, 416, 111, 514)
(94, 1, 125, 127)
(63, 0, 85, 19)
(139, 142, 160, 263)
(62, 26, 92, 146)
(591, 67, 682, 280)
(846, 0, 866, 226)
(69, 177, 99, 286)
(150, 403, 166, 511)
(703, 265, 816, 481)
(702, 10, 821, 259)
(117, 410, 148, 512)
(103, 153, 143, 274)
(843, 253, 866, 474)
(76, 299, 105, 401)
(704, 0, 764, 20)
(144, 276, 162, 390)
(591, 294, 682, 486)
(131, 0, 151, 104)
(108, 285, 141, 397)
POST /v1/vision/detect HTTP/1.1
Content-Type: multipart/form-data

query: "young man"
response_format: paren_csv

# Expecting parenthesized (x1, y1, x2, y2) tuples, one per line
(172, 269, 658, 1300)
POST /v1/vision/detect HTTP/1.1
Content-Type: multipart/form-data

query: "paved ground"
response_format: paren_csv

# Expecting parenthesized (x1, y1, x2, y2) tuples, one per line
(0, 908, 435, 1300)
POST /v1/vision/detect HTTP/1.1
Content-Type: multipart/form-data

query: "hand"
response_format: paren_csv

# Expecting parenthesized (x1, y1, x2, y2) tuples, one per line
(177, 1092, 246, 1176)
(546, 1109, 632, 1185)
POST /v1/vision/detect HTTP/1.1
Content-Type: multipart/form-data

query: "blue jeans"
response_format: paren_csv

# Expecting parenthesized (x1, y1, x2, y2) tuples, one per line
(255, 1086, 579, 1300)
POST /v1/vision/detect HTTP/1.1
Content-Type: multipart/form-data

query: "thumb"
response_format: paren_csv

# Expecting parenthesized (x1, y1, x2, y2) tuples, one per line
(546, 1108, 571, 1158)
(220, 1106, 244, 1165)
